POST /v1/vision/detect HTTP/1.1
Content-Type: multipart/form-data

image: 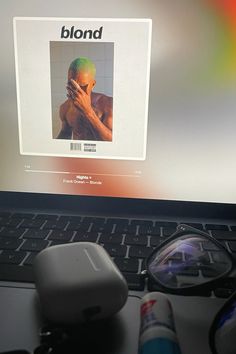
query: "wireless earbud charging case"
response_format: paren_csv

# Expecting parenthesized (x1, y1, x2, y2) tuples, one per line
(34, 242, 128, 324)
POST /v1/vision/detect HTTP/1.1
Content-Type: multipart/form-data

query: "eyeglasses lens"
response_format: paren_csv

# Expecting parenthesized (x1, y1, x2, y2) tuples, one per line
(147, 234, 232, 289)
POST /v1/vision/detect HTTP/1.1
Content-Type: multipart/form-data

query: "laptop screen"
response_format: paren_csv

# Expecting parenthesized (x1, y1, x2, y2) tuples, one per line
(1, 0, 236, 205)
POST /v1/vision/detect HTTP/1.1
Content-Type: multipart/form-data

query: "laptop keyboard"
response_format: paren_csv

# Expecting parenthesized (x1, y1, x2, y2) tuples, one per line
(0, 211, 236, 297)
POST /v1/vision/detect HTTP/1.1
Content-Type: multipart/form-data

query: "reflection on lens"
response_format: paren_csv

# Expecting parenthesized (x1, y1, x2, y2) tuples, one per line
(147, 234, 232, 289)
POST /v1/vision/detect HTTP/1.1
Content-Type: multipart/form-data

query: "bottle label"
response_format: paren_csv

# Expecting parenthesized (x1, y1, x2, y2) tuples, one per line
(139, 337, 182, 354)
(140, 298, 175, 335)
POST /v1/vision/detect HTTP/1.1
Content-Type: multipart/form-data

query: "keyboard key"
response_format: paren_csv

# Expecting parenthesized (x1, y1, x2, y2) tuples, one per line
(173, 263, 199, 276)
(12, 213, 35, 219)
(99, 233, 123, 244)
(43, 220, 68, 230)
(35, 214, 58, 220)
(90, 223, 114, 233)
(129, 246, 152, 258)
(113, 258, 139, 273)
(162, 227, 176, 237)
(67, 221, 90, 232)
(149, 236, 164, 247)
(67, 221, 83, 231)
(211, 230, 236, 241)
(0, 237, 23, 250)
(202, 241, 220, 251)
(205, 224, 229, 231)
(115, 224, 137, 234)
(23, 229, 50, 239)
(218, 240, 228, 248)
(103, 244, 127, 257)
(49, 241, 69, 247)
(83, 217, 105, 224)
(21, 219, 45, 228)
(0, 218, 23, 228)
(58, 215, 81, 222)
(106, 218, 128, 226)
(0, 228, 26, 238)
(185, 223, 204, 230)
(211, 251, 231, 263)
(20, 239, 49, 252)
(139, 225, 161, 236)
(156, 221, 178, 228)
(193, 252, 210, 264)
(123, 273, 145, 291)
(73, 232, 98, 242)
(0, 250, 27, 264)
(79, 222, 93, 230)
(48, 230, 74, 242)
(130, 220, 153, 227)
(124, 235, 148, 246)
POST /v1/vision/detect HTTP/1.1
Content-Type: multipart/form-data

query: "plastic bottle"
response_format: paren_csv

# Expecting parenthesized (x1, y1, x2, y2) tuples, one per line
(139, 292, 182, 354)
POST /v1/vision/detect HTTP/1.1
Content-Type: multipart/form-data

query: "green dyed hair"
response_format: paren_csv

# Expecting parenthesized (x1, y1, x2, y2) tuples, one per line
(69, 57, 96, 78)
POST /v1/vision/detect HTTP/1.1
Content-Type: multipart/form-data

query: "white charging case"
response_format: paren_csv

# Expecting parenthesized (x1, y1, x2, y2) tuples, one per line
(34, 242, 128, 324)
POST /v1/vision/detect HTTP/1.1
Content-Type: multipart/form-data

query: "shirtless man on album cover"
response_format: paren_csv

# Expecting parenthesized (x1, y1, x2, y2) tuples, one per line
(57, 57, 113, 141)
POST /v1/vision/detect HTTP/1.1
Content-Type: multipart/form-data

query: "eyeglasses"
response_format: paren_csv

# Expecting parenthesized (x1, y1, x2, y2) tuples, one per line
(146, 224, 234, 294)
(145, 224, 236, 354)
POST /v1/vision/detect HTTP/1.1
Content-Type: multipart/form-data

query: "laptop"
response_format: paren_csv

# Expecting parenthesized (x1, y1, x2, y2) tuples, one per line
(1, 0, 236, 353)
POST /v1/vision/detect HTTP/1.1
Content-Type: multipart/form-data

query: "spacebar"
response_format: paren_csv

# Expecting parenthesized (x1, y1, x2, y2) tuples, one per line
(0, 265, 34, 283)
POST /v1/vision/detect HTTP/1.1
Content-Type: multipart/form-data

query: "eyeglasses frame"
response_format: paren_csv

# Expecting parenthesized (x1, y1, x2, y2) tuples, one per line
(208, 290, 236, 354)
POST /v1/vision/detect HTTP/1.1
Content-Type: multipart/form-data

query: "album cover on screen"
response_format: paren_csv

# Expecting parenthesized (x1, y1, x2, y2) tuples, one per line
(14, 17, 152, 160)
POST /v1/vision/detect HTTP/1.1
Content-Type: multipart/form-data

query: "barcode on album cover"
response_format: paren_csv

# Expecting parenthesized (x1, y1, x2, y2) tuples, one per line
(84, 143, 96, 152)
(70, 143, 82, 151)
